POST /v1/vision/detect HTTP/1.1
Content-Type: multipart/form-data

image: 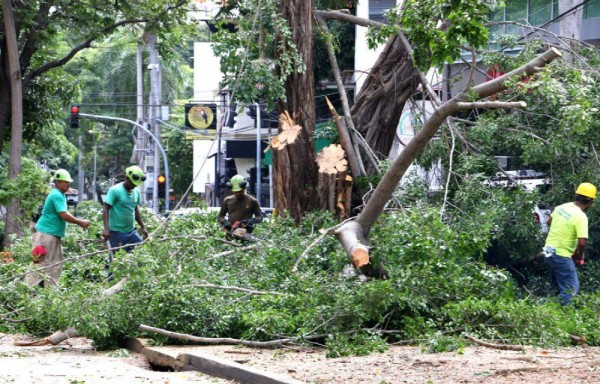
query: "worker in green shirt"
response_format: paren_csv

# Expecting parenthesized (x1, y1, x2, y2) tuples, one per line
(543, 182, 596, 305)
(25, 169, 90, 287)
(102, 166, 149, 257)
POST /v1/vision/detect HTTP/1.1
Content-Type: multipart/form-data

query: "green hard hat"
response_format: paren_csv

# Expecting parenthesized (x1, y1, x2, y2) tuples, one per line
(230, 174, 246, 192)
(125, 165, 146, 186)
(52, 169, 73, 183)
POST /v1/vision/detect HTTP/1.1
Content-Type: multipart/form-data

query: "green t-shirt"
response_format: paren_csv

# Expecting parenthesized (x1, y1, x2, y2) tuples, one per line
(545, 202, 588, 257)
(105, 183, 140, 233)
(36, 188, 68, 238)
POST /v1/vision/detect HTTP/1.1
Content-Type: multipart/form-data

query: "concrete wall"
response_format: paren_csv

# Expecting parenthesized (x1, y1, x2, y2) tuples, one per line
(193, 42, 222, 102)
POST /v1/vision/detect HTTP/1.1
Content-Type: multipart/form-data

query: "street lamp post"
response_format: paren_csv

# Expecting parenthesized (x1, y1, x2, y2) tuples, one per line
(79, 113, 170, 212)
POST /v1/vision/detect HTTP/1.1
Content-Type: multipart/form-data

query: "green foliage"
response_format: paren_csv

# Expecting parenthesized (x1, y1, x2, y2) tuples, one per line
(0, 157, 50, 228)
(326, 332, 388, 358)
(368, 0, 498, 70)
(211, 0, 305, 109)
(3, 202, 599, 356)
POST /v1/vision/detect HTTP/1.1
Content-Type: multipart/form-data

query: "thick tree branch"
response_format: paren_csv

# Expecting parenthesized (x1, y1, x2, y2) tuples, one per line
(315, 10, 386, 29)
(324, 96, 361, 177)
(316, 16, 363, 177)
(455, 101, 526, 110)
(465, 335, 526, 351)
(24, 18, 146, 84)
(467, 48, 561, 100)
(140, 324, 297, 347)
(337, 48, 562, 262)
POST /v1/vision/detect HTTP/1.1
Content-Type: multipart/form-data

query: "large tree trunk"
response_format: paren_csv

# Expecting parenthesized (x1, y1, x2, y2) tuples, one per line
(0, 73, 11, 152)
(336, 48, 562, 265)
(3, 0, 24, 245)
(351, 34, 420, 171)
(314, 10, 422, 175)
(274, 0, 319, 222)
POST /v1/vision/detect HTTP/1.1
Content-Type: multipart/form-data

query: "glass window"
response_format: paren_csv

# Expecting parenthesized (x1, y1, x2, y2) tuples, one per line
(529, 0, 553, 26)
(505, 0, 527, 34)
(488, 7, 505, 42)
(369, 0, 397, 23)
(584, 0, 600, 19)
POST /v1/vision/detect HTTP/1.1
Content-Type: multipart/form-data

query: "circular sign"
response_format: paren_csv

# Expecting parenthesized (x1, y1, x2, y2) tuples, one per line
(188, 105, 214, 129)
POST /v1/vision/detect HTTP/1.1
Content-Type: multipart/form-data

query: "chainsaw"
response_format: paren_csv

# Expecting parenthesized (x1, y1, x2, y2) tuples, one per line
(224, 220, 257, 241)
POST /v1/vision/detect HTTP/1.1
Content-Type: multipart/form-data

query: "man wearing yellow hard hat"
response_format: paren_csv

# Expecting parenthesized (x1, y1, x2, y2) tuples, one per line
(543, 182, 596, 305)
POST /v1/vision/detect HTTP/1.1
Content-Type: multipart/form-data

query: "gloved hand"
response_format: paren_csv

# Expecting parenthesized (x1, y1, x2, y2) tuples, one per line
(573, 256, 585, 266)
(222, 221, 232, 232)
(240, 218, 256, 230)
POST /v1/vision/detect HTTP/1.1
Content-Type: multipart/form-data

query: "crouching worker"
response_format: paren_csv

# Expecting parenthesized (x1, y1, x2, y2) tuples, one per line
(218, 174, 263, 240)
(25, 169, 90, 287)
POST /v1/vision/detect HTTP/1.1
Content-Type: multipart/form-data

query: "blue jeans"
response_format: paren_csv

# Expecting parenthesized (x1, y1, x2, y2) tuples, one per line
(109, 230, 142, 253)
(544, 254, 579, 306)
(107, 230, 143, 267)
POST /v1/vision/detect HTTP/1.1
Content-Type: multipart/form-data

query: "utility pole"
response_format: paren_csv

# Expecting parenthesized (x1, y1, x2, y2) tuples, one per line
(147, 33, 164, 213)
(78, 131, 84, 203)
(136, 42, 147, 204)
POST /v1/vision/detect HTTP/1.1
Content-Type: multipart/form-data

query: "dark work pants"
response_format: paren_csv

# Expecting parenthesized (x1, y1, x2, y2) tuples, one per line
(544, 254, 579, 306)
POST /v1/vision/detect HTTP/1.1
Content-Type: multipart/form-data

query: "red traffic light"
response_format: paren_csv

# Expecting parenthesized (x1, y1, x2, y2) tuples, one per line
(70, 105, 80, 114)
(157, 175, 166, 184)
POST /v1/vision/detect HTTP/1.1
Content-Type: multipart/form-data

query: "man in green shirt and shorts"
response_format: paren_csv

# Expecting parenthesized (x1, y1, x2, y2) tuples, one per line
(102, 166, 149, 260)
(544, 182, 595, 305)
(25, 169, 90, 287)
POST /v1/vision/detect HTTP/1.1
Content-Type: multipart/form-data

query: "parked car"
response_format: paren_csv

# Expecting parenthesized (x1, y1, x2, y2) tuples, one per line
(484, 169, 550, 192)
(65, 187, 79, 206)
(484, 169, 552, 234)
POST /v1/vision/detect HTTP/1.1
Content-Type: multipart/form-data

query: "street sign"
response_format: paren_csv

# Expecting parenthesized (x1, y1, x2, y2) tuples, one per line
(185, 103, 217, 140)
(185, 103, 216, 129)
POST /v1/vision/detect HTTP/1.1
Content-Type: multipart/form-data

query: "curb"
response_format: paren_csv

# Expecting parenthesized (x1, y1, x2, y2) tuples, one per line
(124, 337, 304, 384)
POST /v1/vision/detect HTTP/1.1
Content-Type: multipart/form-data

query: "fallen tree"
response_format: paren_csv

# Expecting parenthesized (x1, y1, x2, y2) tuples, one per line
(2, 206, 600, 354)
(335, 47, 562, 266)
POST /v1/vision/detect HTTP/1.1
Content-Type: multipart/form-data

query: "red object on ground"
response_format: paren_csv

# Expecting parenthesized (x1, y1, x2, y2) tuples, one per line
(31, 245, 47, 263)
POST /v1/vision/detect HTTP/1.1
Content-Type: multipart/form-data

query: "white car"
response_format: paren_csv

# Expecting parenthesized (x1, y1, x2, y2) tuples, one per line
(484, 169, 552, 234)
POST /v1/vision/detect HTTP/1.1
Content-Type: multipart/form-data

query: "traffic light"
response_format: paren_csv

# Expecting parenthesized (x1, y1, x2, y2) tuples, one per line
(70, 105, 80, 128)
(157, 174, 166, 198)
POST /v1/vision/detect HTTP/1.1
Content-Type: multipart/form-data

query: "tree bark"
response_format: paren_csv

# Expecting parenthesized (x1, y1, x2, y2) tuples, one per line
(3, 0, 24, 245)
(351, 34, 420, 169)
(275, 0, 319, 222)
(315, 10, 421, 174)
(336, 48, 562, 264)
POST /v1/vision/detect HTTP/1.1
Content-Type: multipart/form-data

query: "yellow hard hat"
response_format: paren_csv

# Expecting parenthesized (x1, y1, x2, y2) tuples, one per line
(576, 182, 597, 199)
